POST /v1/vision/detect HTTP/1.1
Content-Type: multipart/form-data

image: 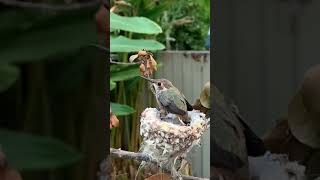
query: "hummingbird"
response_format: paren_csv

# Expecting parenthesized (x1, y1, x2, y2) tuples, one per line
(140, 76, 193, 124)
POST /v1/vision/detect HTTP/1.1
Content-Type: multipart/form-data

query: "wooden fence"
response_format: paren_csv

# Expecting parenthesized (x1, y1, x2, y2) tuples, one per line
(155, 51, 210, 178)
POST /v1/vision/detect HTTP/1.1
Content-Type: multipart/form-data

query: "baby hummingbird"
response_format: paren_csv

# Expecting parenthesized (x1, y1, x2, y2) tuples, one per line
(140, 76, 193, 124)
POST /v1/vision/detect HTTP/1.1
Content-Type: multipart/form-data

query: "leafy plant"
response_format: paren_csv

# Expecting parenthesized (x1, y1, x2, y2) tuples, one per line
(109, 9, 164, 121)
(157, 0, 210, 50)
(109, 7, 165, 179)
(111, 0, 210, 50)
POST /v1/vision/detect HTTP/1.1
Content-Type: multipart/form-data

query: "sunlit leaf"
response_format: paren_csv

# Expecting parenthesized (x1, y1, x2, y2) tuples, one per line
(110, 36, 165, 52)
(110, 80, 116, 91)
(110, 12, 162, 34)
(0, 64, 19, 93)
(111, 103, 135, 116)
(0, 129, 82, 171)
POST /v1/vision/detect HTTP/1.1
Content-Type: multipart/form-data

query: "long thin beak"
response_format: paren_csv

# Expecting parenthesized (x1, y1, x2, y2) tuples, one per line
(140, 76, 156, 83)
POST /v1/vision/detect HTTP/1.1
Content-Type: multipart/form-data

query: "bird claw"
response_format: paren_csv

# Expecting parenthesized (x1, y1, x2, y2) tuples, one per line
(160, 116, 166, 121)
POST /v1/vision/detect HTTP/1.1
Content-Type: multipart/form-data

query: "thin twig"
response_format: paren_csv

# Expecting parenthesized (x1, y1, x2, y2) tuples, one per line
(110, 148, 209, 180)
(0, 0, 100, 11)
(89, 44, 139, 65)
(110, 58, 140, 65)
(90, 44, 109, 52)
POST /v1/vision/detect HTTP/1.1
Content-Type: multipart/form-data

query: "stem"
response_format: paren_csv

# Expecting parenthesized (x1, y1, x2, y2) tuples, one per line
(110, 148, 210, 180)
(110, 58, 139, 65)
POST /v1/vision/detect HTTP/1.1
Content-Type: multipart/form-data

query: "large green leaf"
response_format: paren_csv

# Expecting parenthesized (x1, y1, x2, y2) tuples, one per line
(110, 36, 165, 52)
(110, 12, 162, 34)
(110, 62, 163, 82)
(0, 64, 19, 93)
(110, 64, 140, 82)
(0, 9, 98, 64)
(0, 129, 82, 171)
(110, 80, 116, 91)
(111, 103, 135, 116)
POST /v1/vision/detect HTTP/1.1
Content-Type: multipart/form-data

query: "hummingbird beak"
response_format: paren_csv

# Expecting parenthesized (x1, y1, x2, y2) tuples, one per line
(140, 76, 157, 83)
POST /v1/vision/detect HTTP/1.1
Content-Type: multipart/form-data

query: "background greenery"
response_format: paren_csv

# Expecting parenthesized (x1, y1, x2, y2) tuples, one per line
(0, 1, 105, 180)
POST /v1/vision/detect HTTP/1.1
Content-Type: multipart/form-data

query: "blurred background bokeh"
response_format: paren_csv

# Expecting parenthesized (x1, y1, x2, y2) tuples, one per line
(0, 1, 106, 180)
(214, 0, 320, 136)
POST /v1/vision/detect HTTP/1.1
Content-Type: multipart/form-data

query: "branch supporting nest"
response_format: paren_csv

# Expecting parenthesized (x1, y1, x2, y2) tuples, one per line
(110, 148, 209, 180)
(0, 0, 100, 11)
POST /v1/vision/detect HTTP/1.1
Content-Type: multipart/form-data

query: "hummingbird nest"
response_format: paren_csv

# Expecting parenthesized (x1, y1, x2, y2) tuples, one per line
(139, 108, 210, 178)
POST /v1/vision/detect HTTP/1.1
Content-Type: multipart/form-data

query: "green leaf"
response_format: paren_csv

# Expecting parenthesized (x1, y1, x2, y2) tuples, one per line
(110, 12, 162, 34)
(110, 64, 140, 82)
(0, 129, 82, 171)
(0, 10, 98, 64)
(111, 36, 165, 52)
(0, 64, 19, 93)
(110, 80, 116, 91)
(110, 61, 163, 82)
(111, 103, 135, 116)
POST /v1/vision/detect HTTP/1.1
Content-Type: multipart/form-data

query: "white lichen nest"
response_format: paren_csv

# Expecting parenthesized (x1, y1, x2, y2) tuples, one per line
(139, 108, 209, 176)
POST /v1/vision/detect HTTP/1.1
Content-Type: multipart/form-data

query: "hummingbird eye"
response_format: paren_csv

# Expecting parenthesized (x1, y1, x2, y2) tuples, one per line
(157, 82, 161, 86)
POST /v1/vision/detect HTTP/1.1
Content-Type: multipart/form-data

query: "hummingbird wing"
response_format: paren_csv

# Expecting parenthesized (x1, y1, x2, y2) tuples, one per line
(226, 98, 267, 156)
(185, 99, 193, 111)
(158, 90, 187, 115)
(212, 141, 244, 170)
(181, 93, 193, 111)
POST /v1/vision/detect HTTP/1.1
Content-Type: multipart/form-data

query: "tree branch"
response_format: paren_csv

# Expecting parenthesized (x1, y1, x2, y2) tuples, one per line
(0, 0, 100, 11)
(110, 148, 209, 180)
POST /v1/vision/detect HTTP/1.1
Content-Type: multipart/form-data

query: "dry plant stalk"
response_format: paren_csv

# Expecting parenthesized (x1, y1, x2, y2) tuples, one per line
(129, 50, 157, 77)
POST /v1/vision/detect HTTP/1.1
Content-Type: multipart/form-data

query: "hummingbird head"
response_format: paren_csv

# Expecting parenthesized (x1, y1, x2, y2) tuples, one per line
(140, 76, 173, 92)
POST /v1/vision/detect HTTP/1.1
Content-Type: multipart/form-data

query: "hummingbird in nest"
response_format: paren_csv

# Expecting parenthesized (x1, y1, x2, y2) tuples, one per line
(140, 76, 193, 125)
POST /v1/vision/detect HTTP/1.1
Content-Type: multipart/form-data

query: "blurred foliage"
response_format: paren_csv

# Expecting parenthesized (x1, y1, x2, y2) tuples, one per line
(0, 3, 105, 180)
(157, 0, 210, 50)
(0, 129, 82, 171)
(0, 63, 19, 93)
